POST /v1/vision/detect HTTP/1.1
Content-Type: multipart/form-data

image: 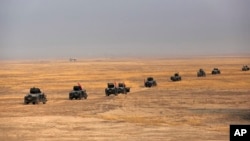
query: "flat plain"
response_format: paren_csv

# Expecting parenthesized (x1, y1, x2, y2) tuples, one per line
(0, 57, 249, 141)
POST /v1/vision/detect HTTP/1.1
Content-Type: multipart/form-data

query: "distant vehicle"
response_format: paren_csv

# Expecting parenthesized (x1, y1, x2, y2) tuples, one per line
(144, 77, 157, 87)
(24, 87, 47, 105)
(69, 58, 77, 62)
(170, 73, 182, 81)
(105, 83, 118, 96)
(105, 82, 130, 96)
(197, 69, 206, 77)
(117, 83, 130, 94)
(69, 85, 88, 100)
(211, 68, 221, 75)
(242, 65, 250, 71)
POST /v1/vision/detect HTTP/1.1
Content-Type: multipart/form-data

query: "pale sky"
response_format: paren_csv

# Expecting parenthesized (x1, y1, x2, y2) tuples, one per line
(0, 0, 249, 59)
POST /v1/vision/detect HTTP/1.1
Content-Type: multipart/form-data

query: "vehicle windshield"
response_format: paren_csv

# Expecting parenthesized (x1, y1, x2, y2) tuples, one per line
(108, 84, 115, 88)
(147, 77, 153, 81)
(30, 88, 41, 94)
(118, 83, 124, 87)
(73, 86, 81, 91)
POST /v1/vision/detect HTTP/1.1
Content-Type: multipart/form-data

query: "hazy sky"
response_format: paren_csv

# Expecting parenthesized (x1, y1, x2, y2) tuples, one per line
(1, 0, 249, 59)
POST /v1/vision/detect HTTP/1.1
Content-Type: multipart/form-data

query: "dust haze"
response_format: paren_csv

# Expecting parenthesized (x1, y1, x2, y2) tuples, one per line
(1, 0, 250, 60)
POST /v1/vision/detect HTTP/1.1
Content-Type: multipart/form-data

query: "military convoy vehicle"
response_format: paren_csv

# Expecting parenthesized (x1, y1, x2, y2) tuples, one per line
(144, 77, 157, 87)
(197, 69, 206, 77)
(242, 65, 250, 71)
(105, 83, 118, 96)
(22, 65, 248, 102)
(170, 73, 182, 81)
(24, 87, 47, 105)
(117, 83, 130, 94)
(69, 85, 88, 100)
(211, 68, 221, 75)
(105, 82, 130, 96)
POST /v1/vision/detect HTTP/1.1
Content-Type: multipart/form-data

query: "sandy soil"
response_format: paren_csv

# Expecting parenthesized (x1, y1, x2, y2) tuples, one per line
(0, 57, 249, 141)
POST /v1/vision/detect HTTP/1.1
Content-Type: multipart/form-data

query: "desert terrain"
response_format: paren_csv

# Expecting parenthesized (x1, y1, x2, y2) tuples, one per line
(0, 57, 249, 141)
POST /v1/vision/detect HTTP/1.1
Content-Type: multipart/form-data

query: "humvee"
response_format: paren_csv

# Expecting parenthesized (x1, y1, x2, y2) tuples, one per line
(144, 77, 157, 87)
(197, 69, 206, 77)
(24, 87, 47, 105)
(105, 83, 118, 96)
(242, 65, 250, 71)
(117, 83, 130, 94)
(170, 73, 182, 81)
(69, 85, 88, 100)
(211, 68, 221, 75)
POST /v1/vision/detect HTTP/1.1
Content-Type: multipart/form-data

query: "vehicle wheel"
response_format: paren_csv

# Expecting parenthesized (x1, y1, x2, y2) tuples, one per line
(43, 101, 46, 104)
(32, 102, 36, 105)
(170, 77, 174, 81)
(127, 88, 130, 92)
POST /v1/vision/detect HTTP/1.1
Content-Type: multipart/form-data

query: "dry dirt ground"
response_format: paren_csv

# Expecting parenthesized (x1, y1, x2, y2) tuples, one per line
(0, 57, 249, 141)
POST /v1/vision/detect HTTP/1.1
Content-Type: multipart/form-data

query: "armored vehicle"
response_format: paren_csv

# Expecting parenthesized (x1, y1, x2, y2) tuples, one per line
(105, 83, 118, 96)
(170, 73, 182, 81)
(144, 77, 157, 87)
(242, 65, 250, 71)
(24, 87, 47, 105)
(69, 85, 88, 100)
(211, 68, 221, 75)
(117, 83, 130, 94)
(197, 69, 206, 77)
